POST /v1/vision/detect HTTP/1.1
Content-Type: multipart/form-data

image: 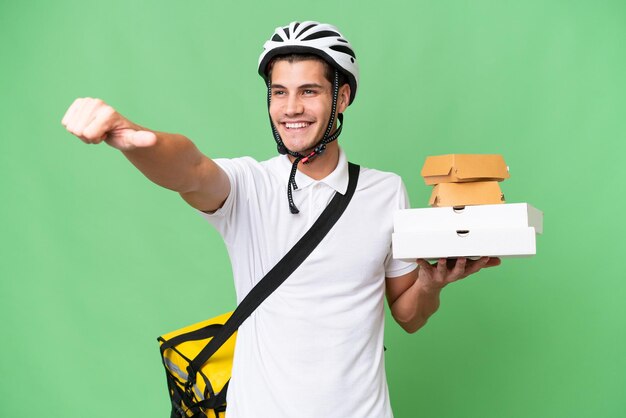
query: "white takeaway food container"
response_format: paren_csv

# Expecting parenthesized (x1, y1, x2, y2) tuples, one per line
(393, 203, 543, 234)
(391, 203, 543, 260)
(392, 227, 537, 261)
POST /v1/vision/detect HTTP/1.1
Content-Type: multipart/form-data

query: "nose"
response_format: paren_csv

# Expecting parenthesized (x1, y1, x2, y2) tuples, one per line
(285, 94, 304, 116)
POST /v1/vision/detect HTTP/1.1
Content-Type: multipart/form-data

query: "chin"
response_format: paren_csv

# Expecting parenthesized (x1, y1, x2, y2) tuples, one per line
(279, 136, 318, 154)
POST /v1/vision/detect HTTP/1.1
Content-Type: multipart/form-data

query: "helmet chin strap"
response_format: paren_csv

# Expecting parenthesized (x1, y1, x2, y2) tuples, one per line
(267, 70, 343, 214)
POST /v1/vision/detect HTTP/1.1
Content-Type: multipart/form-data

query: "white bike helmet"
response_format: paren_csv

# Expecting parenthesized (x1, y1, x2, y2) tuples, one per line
(258, 21, 359, 104)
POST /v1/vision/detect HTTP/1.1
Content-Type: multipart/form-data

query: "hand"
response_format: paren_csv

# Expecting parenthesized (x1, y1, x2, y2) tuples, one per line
(61, 97, 157, 151)
(416, 257, 501, 292)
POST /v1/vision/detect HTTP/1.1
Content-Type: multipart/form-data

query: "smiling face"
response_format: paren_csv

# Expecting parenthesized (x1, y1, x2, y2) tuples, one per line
(269, 59, 350, 155)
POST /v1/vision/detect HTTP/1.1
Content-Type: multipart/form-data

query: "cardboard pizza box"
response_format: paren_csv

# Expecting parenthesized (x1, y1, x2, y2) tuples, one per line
(394, 203, 543, 234)
(429, 181, 505, 207)
(392, 227, 537, 261)
(421, 154, 510, 185)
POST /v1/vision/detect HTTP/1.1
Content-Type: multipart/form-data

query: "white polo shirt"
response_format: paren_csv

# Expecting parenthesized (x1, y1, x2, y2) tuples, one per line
(200, 148, 416, 418)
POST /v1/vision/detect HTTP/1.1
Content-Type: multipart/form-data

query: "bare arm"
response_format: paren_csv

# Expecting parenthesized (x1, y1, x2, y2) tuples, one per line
(61, 97, 229, 212)
(385, 257, 501, 333)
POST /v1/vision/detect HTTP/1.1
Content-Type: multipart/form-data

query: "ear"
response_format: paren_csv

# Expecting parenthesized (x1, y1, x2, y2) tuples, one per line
(337, 84, 351, 113)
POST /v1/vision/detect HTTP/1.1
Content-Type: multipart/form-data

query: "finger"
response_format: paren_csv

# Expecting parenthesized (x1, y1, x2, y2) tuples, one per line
(463, 257, 491, 277)
(64, 99, 91, 141)
(485, 257, 501, 268)
(450, 257, 467, 279)
(416, 258, 430, 268)
(72, 98, 103, 142)
(65, 97, 91, 131)
(82, 104, 116, 143)
(64, 98, 91, 133)
(61, 98, 83, 127)
(416, 259, 434, 274)
(105, 129, 157, 151)
(436, 258, 447, 277)
(66, 98, 96, 139)
(129, 130, 157, 147)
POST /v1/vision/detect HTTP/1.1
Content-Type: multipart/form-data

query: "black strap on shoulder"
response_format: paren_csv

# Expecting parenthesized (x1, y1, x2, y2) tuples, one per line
(159, 323, 223, 353)
(187, 162, 360, 380)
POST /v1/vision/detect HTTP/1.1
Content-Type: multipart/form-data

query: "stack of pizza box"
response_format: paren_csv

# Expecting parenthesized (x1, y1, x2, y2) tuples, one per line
(392, 154, 543, 261)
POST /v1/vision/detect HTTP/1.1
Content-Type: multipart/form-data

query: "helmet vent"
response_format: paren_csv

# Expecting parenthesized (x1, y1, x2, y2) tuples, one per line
(329, 44, 355, 58)
(301, 30, 341, 41)
(271, 33, 283, 42)
(296, 23, 317, 38)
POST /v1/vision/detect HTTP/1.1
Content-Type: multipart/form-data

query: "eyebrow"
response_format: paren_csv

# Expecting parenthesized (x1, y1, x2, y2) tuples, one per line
(270, 83, 325, 89)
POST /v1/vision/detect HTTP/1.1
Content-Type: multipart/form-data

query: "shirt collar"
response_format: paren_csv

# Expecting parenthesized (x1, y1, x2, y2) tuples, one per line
(278, 147, 349, 194)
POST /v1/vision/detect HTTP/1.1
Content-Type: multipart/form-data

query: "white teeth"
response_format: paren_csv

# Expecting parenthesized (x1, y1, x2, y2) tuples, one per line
(285, 122, 310, 129)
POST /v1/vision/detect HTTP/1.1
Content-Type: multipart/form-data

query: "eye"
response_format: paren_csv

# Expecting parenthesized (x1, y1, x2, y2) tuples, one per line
(303, 89, 316, 95)
(272, 90, 286, 96)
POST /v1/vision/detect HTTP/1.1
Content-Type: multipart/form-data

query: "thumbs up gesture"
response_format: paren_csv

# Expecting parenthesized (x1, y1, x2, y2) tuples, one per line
(61, 98, 157, 151)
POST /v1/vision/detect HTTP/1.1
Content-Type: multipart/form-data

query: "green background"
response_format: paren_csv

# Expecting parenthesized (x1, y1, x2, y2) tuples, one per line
(1, 0, 625, 417)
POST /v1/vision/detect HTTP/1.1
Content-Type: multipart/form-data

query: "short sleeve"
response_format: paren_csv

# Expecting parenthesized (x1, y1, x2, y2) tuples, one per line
(196, 157, 259, 244)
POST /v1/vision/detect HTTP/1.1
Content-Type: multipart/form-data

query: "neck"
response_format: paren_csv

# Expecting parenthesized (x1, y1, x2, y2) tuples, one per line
(288, 141, 340, 180)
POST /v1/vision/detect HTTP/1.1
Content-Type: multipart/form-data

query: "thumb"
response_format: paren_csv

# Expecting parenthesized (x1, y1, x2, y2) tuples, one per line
(109, 129, 158, 150)
(127, 130, 157, 147)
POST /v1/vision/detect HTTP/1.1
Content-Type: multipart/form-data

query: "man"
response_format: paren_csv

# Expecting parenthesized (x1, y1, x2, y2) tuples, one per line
(62, 21, 499, 418)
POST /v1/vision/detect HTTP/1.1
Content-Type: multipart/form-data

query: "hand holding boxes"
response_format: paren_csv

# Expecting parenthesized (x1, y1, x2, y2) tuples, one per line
(392, 154, 543, 261)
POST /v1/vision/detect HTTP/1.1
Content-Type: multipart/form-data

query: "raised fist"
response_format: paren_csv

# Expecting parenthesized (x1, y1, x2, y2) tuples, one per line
(61, 98, 157, 151)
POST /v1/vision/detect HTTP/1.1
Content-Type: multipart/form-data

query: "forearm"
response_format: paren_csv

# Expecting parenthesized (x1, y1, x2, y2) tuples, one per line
(390, 278, 442, 334)
(121, 130, 209, 193)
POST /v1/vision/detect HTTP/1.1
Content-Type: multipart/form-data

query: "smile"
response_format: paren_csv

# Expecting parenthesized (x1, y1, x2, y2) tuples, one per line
(284, 122, 311, 129)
